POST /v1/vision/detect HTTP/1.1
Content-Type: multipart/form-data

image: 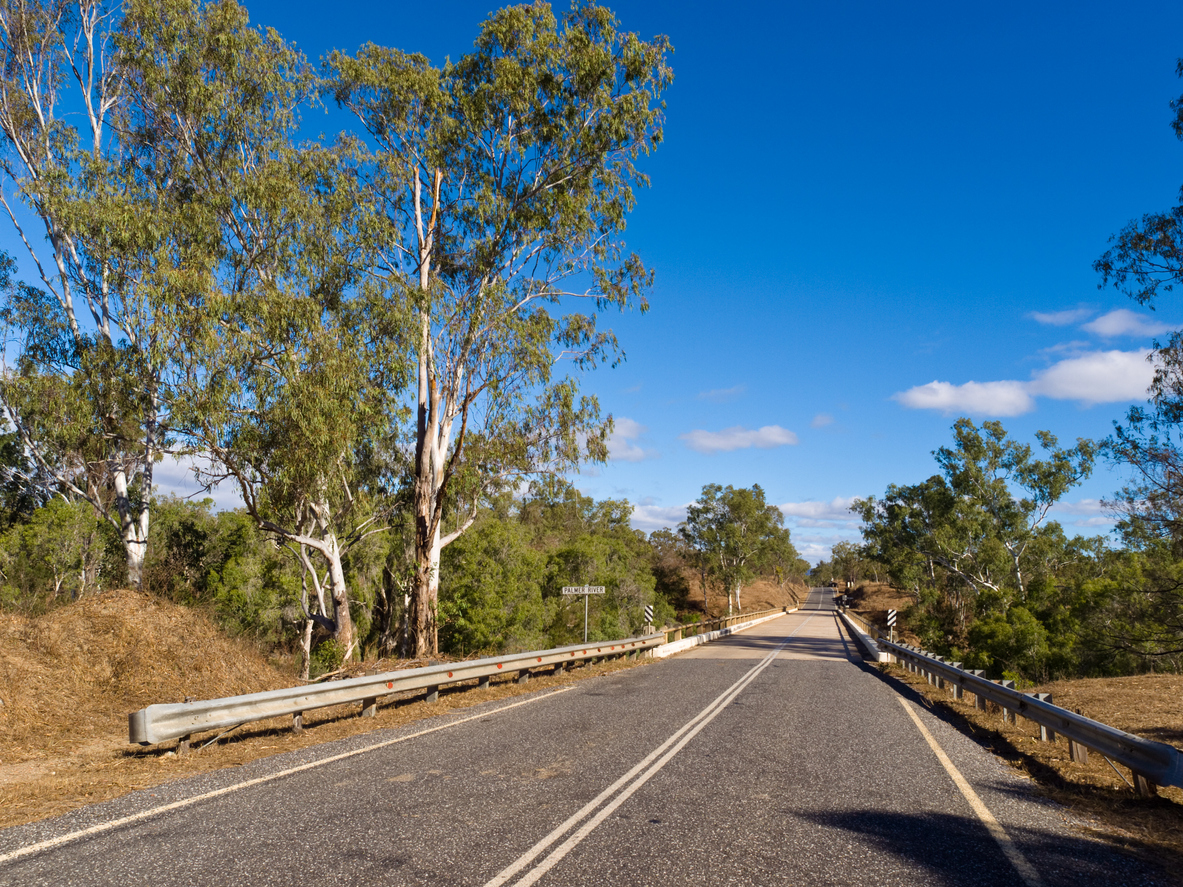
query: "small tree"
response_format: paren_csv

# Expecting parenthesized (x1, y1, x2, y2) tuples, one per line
(680, 483, 786, 615)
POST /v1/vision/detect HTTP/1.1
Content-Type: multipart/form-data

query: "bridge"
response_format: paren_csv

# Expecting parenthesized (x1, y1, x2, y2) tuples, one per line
(0, 589, 1168, 885)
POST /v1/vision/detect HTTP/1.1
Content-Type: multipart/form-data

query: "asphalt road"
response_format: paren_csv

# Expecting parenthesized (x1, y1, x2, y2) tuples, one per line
(0, 589, 1169, 886)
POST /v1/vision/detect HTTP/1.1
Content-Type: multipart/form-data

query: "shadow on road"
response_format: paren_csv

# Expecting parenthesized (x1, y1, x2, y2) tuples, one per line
(796, 808, 1170, 887)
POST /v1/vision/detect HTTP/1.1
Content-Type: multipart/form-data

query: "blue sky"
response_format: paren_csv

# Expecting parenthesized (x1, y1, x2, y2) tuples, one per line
(149, 0, 1183, 559)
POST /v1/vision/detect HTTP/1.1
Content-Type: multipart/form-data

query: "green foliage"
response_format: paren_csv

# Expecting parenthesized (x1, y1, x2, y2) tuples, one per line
(436, 481, 671, 655)
(680, 483, 791, 614)
(0, 497, 120, 612)
(440, 515, 550, 654)
(857, 418, 1106, 681)
(328, 2, 673, 656)
(309, 638, 345, 678)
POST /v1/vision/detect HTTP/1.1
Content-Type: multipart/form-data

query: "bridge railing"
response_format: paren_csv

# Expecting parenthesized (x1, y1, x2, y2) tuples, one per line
(836, 606, 1183, 795)
(662, 606, 788, 643)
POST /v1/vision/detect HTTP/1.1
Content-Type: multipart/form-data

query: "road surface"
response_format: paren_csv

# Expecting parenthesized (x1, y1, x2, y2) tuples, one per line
(0, 589, 1167, 885)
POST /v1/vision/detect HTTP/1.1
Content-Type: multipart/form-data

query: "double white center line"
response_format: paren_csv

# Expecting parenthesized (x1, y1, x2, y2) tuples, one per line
(483, 613, 816, 887)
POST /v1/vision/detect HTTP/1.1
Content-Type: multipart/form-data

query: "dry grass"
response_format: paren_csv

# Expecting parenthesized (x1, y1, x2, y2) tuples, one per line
(883, 663, 1183, 879)
(689, 575, 806, 619)
(0, 588, 650, 830)
(848, 582, 922, 643)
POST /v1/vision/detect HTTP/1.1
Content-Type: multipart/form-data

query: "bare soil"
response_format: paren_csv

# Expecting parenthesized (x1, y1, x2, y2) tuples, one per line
(0, 588, 649, 830)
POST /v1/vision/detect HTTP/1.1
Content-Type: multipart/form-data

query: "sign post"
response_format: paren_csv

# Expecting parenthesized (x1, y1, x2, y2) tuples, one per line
(562, 585, 606, 643)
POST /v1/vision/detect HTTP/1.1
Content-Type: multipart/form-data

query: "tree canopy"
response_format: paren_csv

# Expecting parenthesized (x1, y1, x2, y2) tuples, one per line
(328, 1, 672, 656)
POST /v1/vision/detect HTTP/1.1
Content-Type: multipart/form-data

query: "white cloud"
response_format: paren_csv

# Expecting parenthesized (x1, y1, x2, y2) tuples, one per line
(778, 496, 860, 522)
(1049, 498, 1105, 516)
(153, 454, 244, 511)
(894, 349, 1156, 417)
(1030, 307, 1094, 326)
(680, 424, 798, 454)
(892, 380, 1035, 416)
(794, 532, 862, 565)
(1071, 516, 1115, 528)
(607, 417, 658, 463)
(629, 502, 688, 533)
(811, 413, 834, 428)
(697, 385, 746, 404)
(1081, 308, 1171, 338)
(1027, 349, 1154, 404)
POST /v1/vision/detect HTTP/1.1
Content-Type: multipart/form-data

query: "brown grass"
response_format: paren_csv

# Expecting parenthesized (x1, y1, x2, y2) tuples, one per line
(687, 575, 806, 619)
(0, 588, 650, 830)
(882, 663, 1183, 879)
(848, 582, 923, 643)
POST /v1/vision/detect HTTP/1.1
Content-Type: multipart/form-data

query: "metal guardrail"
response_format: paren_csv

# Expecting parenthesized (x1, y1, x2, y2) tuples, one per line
(129, 634, 663, 748)
(838, 608, 1183, 794)
(662, 606, 789, 643)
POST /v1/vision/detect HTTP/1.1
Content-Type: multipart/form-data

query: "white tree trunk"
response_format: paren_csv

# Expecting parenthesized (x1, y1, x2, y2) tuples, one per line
(325, 534, 355, 660)
(299, 618, 313, 681)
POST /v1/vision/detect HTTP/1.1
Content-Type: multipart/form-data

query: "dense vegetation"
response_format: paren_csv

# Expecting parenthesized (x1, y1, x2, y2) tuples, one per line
(0, 461, 805, 676)
(834, 415, 1183, 685)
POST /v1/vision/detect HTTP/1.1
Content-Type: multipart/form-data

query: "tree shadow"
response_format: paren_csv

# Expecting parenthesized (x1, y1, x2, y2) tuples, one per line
(795, 807, 1172, 886)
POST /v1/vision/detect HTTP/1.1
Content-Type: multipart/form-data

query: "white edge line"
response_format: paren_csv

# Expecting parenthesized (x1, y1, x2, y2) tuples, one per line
(0, 688, 576, 867)
(898, 697, 1044, 887)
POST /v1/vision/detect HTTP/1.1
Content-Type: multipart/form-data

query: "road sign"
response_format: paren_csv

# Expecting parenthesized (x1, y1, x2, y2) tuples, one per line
(563, 586, 606, 642)
(886, 609, 897, 627)
(644, 605, 654, 623)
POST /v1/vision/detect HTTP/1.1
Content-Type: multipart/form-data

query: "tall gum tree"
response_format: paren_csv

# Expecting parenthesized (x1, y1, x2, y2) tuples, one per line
(330, 1, 672, 656)
(118, 0, 404, 660)
(0, 0, 164, 587)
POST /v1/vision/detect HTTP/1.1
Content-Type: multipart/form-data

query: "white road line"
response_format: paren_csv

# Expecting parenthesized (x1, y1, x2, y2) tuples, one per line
(0, 688, 575, 867)
(898, 697, 1044, 887)
(485, 613, 816, 887)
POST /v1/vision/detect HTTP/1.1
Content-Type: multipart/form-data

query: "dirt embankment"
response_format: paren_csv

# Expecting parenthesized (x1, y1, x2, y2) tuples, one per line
(677, 573, 807, 619)
(0, 588, 644, 830)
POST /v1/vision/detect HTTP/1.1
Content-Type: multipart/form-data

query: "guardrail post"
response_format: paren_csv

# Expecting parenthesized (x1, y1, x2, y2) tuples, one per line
(177, 734, 191, 755)
(516, 670, 530, 685)
(1134, 772, 1159, 798)
(292, 712, 303, 734)
(361, 697, 378, 718)
(552, 662, 566, 675)
(1033, 694, 1055, 741)
(949, 664, 963, 699)
(998, 680, 1017, 723)
(478, 676, 491, 690)
(970, 670, 987, 710)
(425, 685, 440, 703)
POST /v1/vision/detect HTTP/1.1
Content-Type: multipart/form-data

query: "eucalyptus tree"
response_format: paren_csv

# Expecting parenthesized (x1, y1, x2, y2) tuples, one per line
(1094, 60, 1183, 553)
(329, 2, 672, 656)
(0, 0, 165, 587)
(680, 483, 786, 615)
(118, 0, 408, 659)
(935, 419, 1096, 599)
(856, 419, 1096, 628)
